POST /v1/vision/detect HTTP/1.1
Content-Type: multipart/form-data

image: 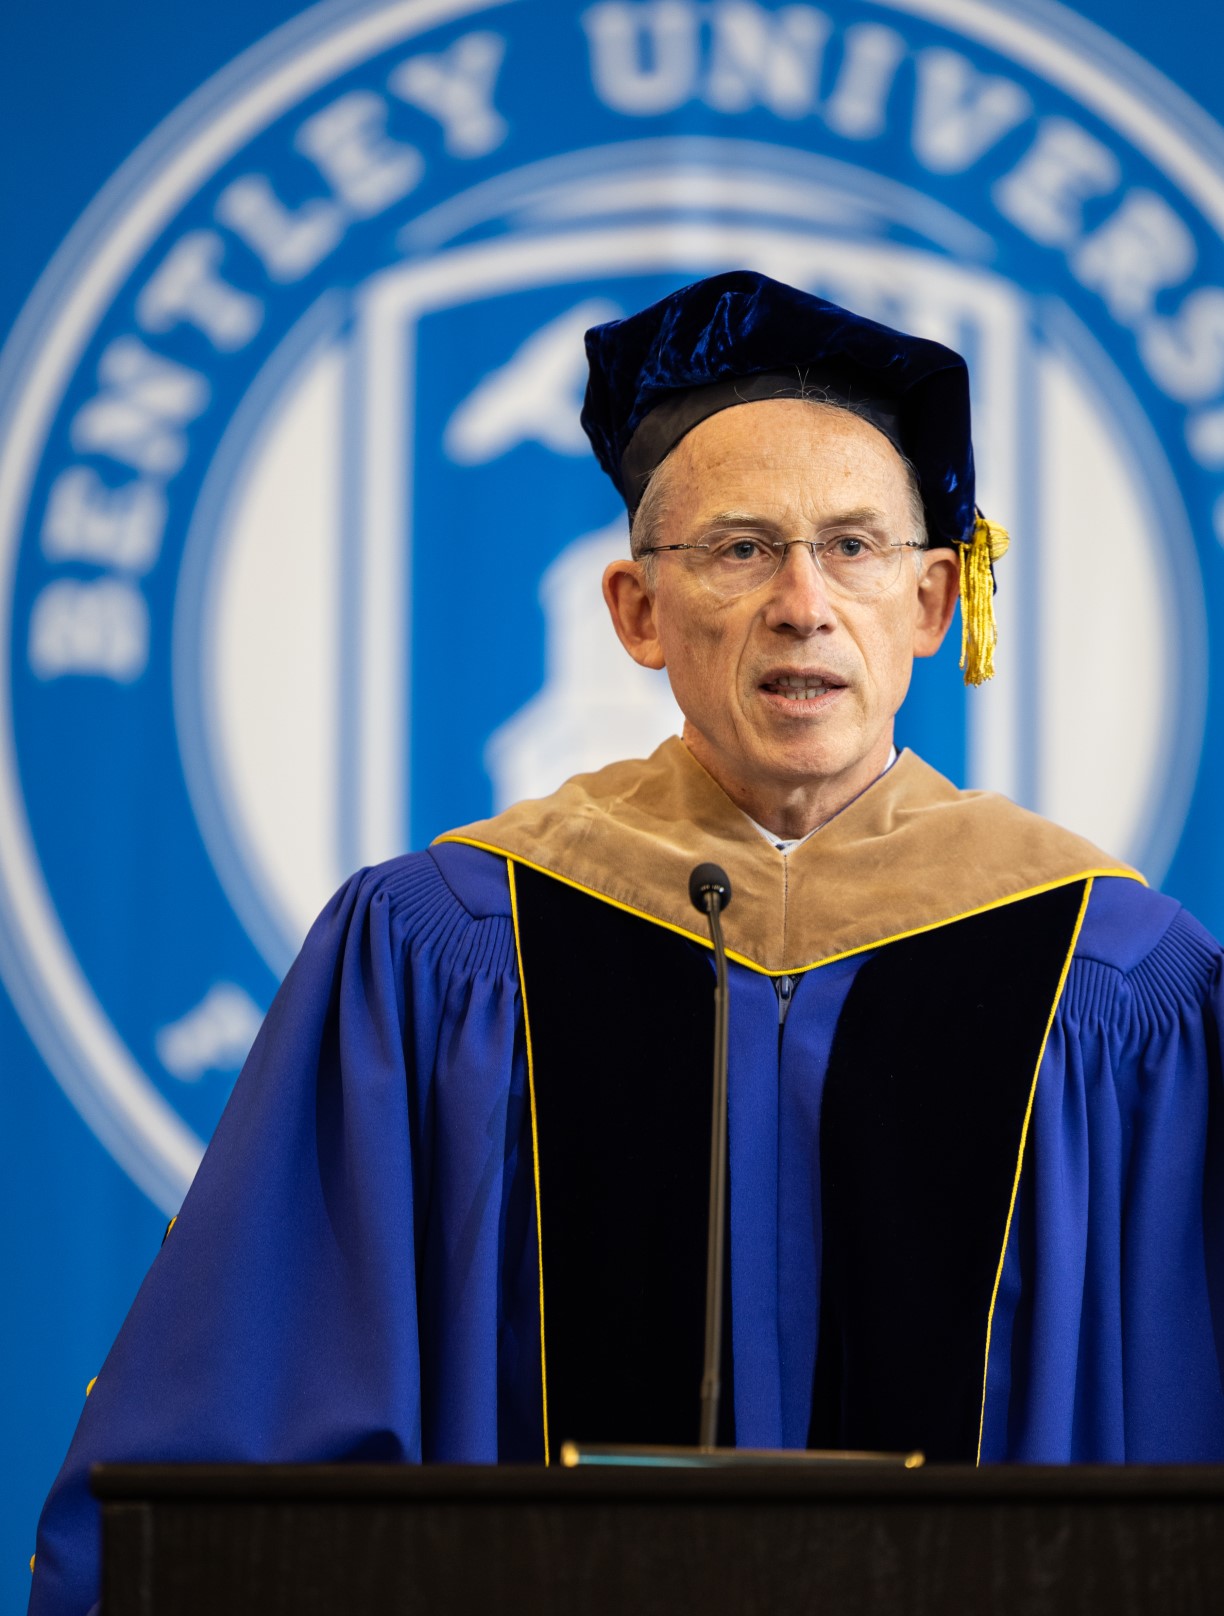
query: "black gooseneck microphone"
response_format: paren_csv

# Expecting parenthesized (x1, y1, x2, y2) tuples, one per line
(689, 861, 733, 1450)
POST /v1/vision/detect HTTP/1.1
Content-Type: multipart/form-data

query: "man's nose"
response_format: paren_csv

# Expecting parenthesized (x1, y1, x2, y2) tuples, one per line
(762, 542, 838, 633)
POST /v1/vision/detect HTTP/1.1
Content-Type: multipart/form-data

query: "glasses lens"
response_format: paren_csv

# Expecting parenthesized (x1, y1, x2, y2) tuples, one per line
(818, 537, 905, 597)
(695, 536, 780, 596)
(695, 536, 905, 599)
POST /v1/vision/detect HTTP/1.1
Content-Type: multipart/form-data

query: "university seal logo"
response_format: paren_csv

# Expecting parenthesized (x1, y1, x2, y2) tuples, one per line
(2, 0, 1223, 1209)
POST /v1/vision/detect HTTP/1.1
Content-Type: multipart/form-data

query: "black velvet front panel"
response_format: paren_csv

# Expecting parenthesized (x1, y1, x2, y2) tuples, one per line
(808, 880, 1087, 1461)
(514, 862, 1086, 1461)
(513, 864, 724, 1452)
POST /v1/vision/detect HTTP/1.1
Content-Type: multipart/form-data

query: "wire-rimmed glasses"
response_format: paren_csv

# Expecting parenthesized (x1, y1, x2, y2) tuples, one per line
(636, 532, 926, 600)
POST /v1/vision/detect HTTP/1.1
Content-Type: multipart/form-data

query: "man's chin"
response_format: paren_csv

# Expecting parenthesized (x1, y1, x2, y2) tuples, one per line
(684, 723, 886, 799)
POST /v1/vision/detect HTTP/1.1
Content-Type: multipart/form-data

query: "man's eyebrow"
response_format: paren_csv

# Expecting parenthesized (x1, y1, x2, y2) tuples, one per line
(698, 510, 779, 530)
(698, 505, 892, 531)
(821, 505, 892, 528)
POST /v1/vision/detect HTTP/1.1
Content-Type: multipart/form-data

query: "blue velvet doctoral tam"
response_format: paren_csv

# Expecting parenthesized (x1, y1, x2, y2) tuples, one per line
(581, 270, 976, 543)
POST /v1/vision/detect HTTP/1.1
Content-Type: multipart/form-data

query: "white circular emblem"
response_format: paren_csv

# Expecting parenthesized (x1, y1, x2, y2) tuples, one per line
(2, 0, 1222, 1209)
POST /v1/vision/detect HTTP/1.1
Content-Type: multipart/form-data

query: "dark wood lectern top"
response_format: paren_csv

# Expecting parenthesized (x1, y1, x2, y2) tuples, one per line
(94, 1462, 1224, 1616)
(93, 1457, 1224, 1501)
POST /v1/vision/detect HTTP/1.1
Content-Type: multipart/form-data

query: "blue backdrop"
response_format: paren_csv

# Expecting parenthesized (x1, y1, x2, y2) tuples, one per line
(4, 0, 1224, 1608)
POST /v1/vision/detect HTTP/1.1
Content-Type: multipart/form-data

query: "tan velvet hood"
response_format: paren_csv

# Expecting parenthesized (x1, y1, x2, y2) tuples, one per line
(437, 738, 1140, 975)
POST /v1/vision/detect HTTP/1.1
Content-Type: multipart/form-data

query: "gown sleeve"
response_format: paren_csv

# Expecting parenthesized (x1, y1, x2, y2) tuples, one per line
(28, 846, 534, 1616)
(982, 875, 1224, 1461)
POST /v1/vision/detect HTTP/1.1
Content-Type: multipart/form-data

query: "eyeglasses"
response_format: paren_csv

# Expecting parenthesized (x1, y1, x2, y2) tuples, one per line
(637, 533, 926, 600)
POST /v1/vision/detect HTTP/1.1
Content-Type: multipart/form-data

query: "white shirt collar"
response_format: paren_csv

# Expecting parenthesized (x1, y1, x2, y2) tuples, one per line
(743, 746, 899, 854)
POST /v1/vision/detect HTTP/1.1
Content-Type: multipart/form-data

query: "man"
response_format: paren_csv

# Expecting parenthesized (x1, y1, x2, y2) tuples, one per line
(29, 271, 1224, 1616)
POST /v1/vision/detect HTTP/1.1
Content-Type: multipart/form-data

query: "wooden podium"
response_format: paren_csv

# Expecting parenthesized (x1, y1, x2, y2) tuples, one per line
(94, 1462, 1224, 1614)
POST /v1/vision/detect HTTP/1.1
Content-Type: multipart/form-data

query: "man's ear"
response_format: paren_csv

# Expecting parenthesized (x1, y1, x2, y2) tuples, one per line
(603, 560, 666, 670)
(913, 549, 961, 659)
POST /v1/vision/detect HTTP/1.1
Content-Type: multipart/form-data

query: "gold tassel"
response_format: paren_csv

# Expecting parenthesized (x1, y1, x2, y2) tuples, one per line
(959, 514, 1010, 686)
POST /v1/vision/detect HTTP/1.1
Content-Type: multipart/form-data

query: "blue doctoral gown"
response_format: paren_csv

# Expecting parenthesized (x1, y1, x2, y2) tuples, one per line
(28, 836, 1224, 1616)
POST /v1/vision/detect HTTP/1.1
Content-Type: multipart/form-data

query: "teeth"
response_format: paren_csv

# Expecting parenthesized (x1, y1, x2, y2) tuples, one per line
(767, 674, 832, 699)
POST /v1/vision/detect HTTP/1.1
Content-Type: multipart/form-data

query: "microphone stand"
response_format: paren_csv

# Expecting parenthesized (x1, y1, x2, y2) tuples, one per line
(692, 863, 732, 1450)
(560, 862, 922, 1474)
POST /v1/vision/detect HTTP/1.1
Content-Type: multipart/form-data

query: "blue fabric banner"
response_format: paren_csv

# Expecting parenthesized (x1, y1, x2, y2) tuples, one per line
(3, 0, 1223, 1608)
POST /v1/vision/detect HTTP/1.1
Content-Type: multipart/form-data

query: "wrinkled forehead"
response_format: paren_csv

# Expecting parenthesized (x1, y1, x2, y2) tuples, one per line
(660, 397, 918, 526)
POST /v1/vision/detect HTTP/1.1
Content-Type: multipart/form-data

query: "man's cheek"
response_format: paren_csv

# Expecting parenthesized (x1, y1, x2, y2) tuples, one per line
(688, 616, 728, 660)
(664, 619, 719, 674)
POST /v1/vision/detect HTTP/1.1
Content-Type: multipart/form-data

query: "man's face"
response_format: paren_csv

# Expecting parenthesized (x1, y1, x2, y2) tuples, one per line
(604, 400, 958, 816)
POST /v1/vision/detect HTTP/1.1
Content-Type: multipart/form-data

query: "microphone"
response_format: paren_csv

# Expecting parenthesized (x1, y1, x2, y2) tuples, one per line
(689, 863, 732, 916)
(689, 862, 732, 1449)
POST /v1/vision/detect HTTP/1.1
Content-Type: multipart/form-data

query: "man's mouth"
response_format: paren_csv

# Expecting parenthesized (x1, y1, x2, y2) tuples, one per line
(759, 672, 844, 701)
